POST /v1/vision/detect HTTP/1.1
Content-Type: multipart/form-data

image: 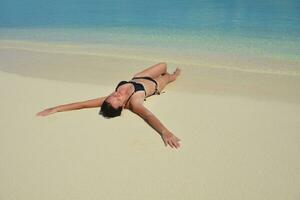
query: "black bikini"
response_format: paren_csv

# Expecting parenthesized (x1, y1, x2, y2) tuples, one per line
(131, 77, 160, 95)
(115, 76, 160, 105)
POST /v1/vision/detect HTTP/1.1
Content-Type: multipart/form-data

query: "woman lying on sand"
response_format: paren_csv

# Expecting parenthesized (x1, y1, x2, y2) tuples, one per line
(37, 62, 181, 149)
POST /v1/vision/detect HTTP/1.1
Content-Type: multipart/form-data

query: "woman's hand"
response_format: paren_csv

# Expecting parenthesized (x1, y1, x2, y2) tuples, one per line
(161, 130, 181, 149)
(36, 107, 58, 117)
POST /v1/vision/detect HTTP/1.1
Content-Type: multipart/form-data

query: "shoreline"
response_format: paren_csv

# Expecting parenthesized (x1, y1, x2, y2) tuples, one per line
(1, 39, 300, 104)
(1, 39, 300, 76)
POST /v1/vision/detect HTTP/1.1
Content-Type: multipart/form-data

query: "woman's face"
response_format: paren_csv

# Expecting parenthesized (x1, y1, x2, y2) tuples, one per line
(105, 91, 124, 108)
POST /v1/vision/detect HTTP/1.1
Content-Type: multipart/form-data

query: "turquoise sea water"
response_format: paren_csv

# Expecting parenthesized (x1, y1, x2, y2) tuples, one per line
(0, 0, 300, 71)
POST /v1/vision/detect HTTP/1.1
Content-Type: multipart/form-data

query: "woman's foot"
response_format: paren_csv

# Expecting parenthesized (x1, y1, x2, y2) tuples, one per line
(169, 68, 181, 82)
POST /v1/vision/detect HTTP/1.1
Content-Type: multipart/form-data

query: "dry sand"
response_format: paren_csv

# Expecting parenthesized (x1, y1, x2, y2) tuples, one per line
(1, 40, 300, 200)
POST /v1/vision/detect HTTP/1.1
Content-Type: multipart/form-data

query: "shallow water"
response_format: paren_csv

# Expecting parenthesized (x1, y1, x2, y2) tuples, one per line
(0, 0, 300, 73)
(1, 0, 300, 37)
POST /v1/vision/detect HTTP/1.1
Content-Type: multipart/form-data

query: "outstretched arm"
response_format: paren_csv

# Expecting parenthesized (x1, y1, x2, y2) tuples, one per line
(131, 105, 181, 148)
(36, 96, 106, 116)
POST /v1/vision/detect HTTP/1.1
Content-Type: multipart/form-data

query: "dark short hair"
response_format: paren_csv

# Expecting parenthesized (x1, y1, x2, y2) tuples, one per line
(99, 101, 122, 118)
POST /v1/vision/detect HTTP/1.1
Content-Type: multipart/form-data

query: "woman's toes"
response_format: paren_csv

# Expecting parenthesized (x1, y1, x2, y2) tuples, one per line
(173, 68, 181, 77)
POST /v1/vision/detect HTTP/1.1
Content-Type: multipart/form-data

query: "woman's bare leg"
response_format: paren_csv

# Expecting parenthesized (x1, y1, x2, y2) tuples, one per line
(155, 68, 181, 92)
(134, 62, 167, 78)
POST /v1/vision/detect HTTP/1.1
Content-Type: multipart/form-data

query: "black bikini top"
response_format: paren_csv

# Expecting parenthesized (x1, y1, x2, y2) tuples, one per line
(115, 77, 160, 106)
(115, 81, 146, 106)
(115, 81, 145, 93)
(116, 77, 159, 95)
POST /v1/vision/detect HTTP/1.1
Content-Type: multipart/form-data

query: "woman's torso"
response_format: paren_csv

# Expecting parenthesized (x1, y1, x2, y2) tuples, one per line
(117, 77, 158, 109)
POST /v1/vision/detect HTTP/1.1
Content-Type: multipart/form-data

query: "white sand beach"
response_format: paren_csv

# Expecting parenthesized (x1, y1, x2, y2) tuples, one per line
(1, 40, 300, 200)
